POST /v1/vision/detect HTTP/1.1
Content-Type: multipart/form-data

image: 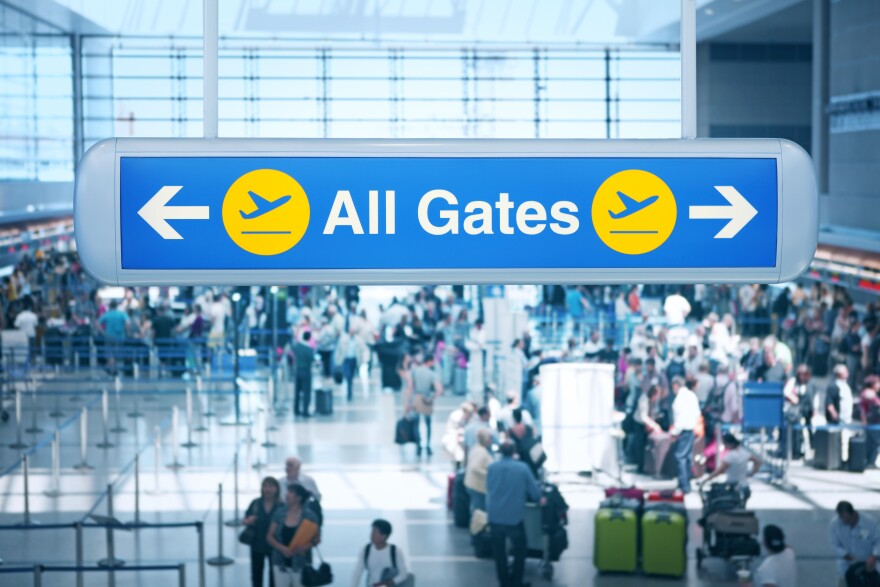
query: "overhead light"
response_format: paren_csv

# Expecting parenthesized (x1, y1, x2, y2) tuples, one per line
(232, 292, 241, 302)
(270, 286, 279, 294)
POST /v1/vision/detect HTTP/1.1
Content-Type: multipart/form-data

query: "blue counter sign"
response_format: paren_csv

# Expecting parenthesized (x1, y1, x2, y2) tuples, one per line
(74, 138, 818, 285)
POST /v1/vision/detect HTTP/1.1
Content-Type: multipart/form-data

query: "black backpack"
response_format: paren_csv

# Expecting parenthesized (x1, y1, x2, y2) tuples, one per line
(364, 543, 399, 579)
(847, 562, 880, 587)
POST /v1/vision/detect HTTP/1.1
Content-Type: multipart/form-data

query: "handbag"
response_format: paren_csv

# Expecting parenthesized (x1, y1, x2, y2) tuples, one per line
(238, 525, 255, 546)
(301, 548, 333, 587)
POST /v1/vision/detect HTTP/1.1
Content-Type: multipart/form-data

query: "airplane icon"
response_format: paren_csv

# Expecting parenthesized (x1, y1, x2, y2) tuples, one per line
(240, 191, 292, 220)
(608, 191, 660, 220)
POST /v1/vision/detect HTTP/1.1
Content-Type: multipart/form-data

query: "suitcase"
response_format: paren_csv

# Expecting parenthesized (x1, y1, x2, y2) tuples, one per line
(315, 388, 333, 416)
(594, 502, 639, 573)
(813, 428, 842, 470)
(641, 504, 687, 577)
(452, 472, 470, 528)
(849, 434, 868, 473)
(645, 433, 678, 478)
(646, 489, 684, 503)
(604, 487, 644, 505)
(447, 473, 455, 510)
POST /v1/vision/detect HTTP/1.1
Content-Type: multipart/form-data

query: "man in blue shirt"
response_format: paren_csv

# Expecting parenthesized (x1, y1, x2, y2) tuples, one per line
(98, 300, 129, 374)
(486, 441, 544, 587)
(830, 501, 880, 586)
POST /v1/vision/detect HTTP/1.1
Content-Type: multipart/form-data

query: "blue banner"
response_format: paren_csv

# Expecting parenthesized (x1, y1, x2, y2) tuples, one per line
(119, 156, 778, 270)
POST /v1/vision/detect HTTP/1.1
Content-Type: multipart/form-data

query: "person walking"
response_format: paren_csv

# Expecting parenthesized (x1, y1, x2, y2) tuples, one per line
(350, 519, 413, 587)
(292, 332, 315, 417)
(465, 428, 494, 514)
(404, 353, 443, 457)
(266, 484, 321, 587)
(486, 441, 544, 587)
(243, 477, 282, 587)
(830, 501, 880, 587)
(334, 326, 366, 402)
(669, 376, 701, 493)
(752, 525, 797, 587)
(860, 376, 880, 468)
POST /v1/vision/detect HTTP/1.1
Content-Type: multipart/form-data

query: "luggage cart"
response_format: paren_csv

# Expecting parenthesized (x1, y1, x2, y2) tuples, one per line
(695, 484, 760, 571)
(522, 484, 569, 581)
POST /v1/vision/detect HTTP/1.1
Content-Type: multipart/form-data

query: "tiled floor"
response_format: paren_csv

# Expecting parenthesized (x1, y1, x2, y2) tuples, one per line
(0, 369, 875, 586)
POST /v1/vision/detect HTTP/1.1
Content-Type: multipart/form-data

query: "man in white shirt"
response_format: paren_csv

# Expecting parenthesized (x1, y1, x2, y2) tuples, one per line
(753, 524, 797, 587)
(826, 364, 855, 462)
(280, 456, 322, 502)
(14, 305, 39, 360)
(830, 501, 880, 586)
(351, 519, 412, 587)
(669, 376, 701, 493)
(663, 289, 691, 326)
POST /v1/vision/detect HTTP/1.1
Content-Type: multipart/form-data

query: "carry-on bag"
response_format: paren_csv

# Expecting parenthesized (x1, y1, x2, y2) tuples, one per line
(594, 501, 639, 573)
(641, 504, 687, 577)
(813, 428, 842, 470)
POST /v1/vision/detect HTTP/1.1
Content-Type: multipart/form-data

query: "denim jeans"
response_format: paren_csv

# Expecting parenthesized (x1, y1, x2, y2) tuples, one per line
(674, 430, 695, 493)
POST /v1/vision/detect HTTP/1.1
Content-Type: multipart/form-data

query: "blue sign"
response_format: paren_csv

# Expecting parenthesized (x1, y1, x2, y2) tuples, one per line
(119, 156, 778, 271)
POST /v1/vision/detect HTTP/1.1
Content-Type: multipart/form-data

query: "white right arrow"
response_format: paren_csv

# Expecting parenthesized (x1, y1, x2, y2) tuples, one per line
(688, 186, 758, 239)
(137, 186, 210, 240)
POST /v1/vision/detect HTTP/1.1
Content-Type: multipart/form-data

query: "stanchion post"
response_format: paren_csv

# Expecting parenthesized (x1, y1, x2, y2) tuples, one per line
(75, 521, 84, 587)
(178, 562, 186, 587)
(206, 484, 234, 566)
(224, 452, 242, 527)
(21, 454, 32, 526)
(10, 388, 28, 449)
(97, 483, 125, 569)
(261, 401, 276, 448)
(194, 379, 208, 431)
(33, 564, 43, 587)
(182, 387, 198, 448)
(149, 425, 163, 494)
(252, 419, 265, 471)
(111, 385, 127, 434)
(196, 521, 206, 587)
(26, 379, 43, 434)
(74, 406, 93, 470)
(168, 406, 184, 469)
(133, 453, 141, 525)
(44, 429, 61, 497)
(267, 377, 278, 431)
(97, 389, 115, 449)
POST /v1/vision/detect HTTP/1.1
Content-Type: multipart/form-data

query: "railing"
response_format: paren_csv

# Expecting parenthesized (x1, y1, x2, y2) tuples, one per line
(0, 562, 187, 587)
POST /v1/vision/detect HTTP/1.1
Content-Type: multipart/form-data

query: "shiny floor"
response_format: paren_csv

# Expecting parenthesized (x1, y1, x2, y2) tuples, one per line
(0, 368, 874, 586)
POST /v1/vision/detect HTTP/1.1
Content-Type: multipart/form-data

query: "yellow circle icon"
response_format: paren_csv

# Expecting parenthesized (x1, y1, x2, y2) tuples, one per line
(591, 169, 677, 255)
(222, 169, 310, 256)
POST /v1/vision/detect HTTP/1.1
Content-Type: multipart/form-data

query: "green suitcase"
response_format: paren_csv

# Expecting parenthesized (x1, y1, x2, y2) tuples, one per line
(641, 505, 687, 577)
(594, 505, 638, 573)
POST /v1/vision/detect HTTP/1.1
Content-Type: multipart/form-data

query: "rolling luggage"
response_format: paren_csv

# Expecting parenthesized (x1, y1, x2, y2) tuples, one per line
(594, 498, 639, 573)
(315, 388, 333, 416)
(849, 434, 868, 473)
(452, 472, 470, 528)
(396, 416, 420, 446)
(470, 509, 492, 559)
(813, 428, 842, 470)
(447, 473, 455, 510)
(604, 487, 644, 505)
(646, 489, 684, 503)
(641, 504, 687, 577)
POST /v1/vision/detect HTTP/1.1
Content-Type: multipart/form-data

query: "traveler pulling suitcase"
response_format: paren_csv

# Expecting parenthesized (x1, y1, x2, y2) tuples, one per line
(315, 388, 333, 416)
(641, 503, 688, 577)
(594, 498, 639, 573)
(849, 434, 868, 473)
(452, 472, 470, 528)
(813, 428, 842, 470)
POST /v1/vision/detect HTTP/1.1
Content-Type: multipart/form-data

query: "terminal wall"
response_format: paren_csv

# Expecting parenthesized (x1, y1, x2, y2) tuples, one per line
(826, 0, 880, 231)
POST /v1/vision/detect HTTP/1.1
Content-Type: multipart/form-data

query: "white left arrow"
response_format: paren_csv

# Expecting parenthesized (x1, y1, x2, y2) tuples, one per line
(688, 186, 758, 239)
(137, 186, 210, 240)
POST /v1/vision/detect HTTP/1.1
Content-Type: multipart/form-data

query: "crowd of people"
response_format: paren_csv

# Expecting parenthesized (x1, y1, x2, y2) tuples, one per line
(4, 247, 880, 585)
